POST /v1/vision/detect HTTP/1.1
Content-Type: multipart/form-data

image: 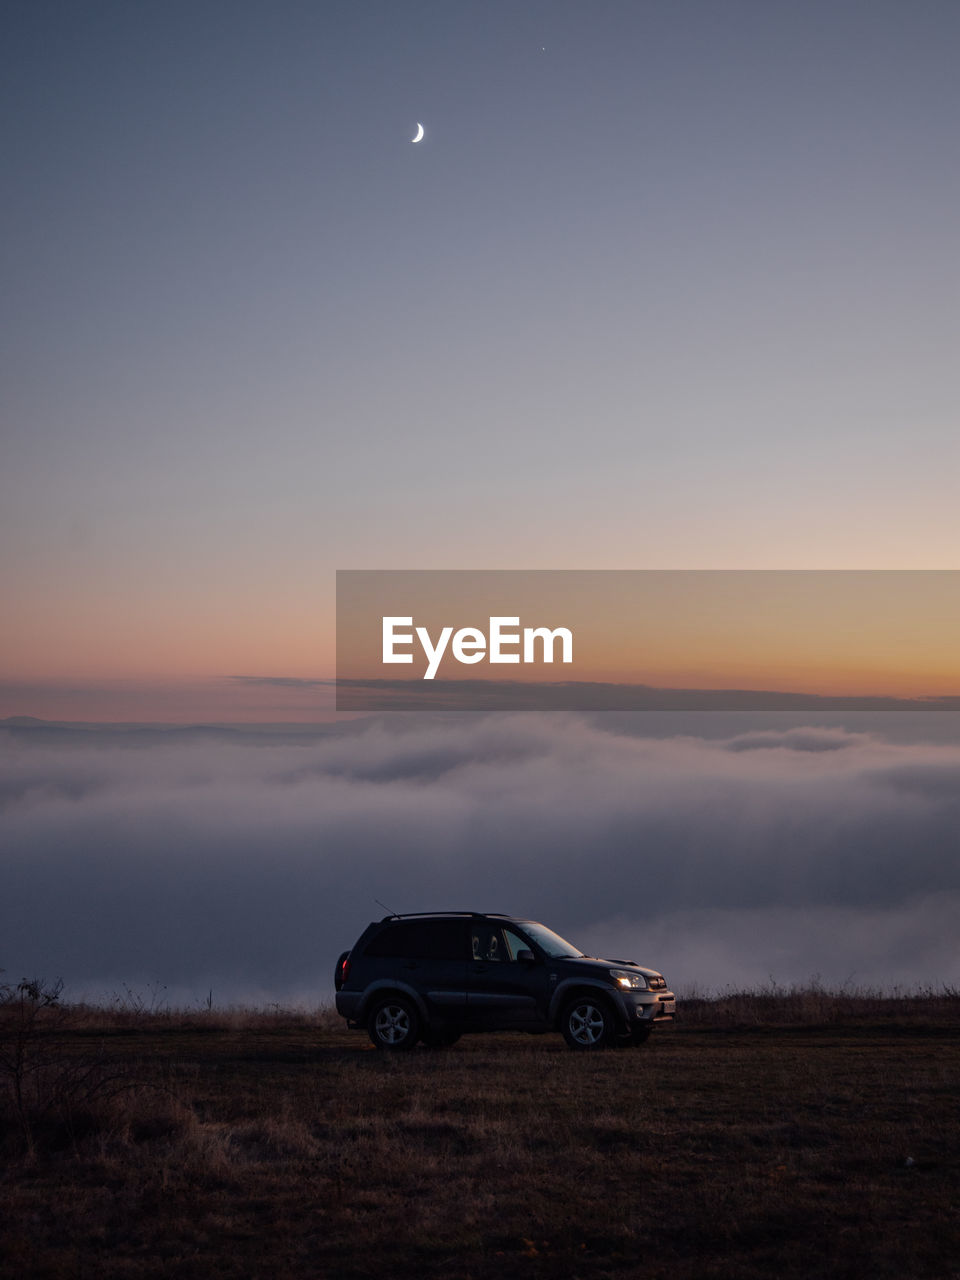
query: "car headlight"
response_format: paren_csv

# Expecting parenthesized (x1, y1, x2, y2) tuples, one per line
(608, 969, 648, 990)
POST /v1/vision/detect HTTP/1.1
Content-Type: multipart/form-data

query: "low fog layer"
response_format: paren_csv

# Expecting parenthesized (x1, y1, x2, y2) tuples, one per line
(2, 714, 958, 1005)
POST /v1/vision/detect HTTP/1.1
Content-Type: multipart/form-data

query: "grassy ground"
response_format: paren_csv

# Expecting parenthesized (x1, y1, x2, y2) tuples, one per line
(1, 994, 958, 1279)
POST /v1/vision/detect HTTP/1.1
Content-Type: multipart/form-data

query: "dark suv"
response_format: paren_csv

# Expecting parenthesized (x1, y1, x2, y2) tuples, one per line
(334, 912, 675, 1051)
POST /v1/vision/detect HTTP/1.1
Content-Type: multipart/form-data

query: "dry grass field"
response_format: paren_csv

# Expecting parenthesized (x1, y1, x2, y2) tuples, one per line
(1, 987, 958, 1279)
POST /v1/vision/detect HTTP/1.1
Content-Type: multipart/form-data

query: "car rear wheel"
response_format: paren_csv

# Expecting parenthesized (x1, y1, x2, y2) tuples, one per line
(368, 996, 419, 1050)
(560, 995, 616, 1050)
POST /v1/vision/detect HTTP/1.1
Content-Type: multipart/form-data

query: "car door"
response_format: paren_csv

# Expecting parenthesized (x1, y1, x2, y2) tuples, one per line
(364, 919, 469, 1016)
(465, 921, 553, 1028)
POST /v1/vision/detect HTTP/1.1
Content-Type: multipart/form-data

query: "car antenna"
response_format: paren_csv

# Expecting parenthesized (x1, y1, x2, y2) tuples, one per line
(375, 897, 399, 918)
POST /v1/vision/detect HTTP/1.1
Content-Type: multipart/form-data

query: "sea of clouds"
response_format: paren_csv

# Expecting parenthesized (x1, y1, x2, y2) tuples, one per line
(2, 712, 958, 1006)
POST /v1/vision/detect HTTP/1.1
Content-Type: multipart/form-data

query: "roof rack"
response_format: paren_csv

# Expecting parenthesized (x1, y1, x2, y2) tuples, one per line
(377, 911, 516, 922)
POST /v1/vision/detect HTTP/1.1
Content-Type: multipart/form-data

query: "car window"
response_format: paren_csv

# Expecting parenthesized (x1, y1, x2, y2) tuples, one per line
(365, 920, 468, 960)
(502, 928, 531, 960)
(518, 921, 584, 958)
(471, 924, 505, 962)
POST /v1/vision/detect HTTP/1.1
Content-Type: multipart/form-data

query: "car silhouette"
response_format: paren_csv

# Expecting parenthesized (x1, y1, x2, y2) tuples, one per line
(334, 912, 675, 1050)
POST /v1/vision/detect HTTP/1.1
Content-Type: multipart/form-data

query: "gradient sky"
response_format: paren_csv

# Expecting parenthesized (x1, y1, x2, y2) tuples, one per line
(2, 1, 959, 715)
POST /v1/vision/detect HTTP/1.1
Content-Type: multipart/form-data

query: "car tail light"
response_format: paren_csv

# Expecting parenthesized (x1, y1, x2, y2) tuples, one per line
(340, 956, 351, 984)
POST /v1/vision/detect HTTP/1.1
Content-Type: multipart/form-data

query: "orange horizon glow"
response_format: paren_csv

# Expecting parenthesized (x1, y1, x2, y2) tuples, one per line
(335, 570, 960, 705)
(3, 572, 959, 720)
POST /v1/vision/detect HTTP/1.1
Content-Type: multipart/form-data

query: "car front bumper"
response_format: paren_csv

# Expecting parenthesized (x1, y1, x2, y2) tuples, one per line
(619, 990, 676, 1022)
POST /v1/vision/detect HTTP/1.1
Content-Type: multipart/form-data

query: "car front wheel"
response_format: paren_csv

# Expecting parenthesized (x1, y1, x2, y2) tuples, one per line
(368, 996, 420, 1050)
(560, 995, 616, 1050)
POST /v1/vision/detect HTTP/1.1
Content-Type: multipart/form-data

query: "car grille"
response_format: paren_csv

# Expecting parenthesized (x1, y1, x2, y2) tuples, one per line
(647, 976, 667, 990)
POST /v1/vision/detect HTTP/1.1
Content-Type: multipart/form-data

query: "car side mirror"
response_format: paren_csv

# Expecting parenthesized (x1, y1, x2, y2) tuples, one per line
(516, 949, 536, 964)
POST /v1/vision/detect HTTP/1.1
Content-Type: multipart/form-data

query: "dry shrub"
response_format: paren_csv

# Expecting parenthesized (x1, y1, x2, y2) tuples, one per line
(60, 1000, 342, 1035)
(677, 979, 960, 1027)
(0, 977, 140, 1157)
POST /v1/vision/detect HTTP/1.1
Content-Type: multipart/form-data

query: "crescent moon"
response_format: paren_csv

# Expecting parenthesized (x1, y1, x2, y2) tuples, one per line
(412, 122, 424, 143)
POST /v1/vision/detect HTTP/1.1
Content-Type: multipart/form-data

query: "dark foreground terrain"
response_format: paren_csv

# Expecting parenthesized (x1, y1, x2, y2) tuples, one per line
(1, 992, 958, 1279)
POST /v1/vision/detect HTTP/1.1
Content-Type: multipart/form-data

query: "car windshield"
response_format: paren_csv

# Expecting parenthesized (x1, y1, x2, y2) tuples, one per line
(520, 921, 584, 958)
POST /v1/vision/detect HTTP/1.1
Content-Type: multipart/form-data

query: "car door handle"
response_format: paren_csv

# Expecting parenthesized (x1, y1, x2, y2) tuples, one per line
(473, 963, 489, 972)
(403, 962, 419, 970)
